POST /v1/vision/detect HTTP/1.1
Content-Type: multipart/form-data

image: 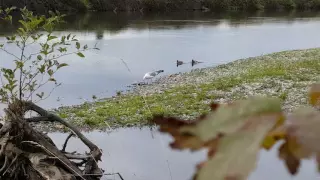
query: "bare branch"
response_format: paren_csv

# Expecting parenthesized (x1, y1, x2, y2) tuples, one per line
(104, 173, 124, 180)
(24, 116, 50, 122)
(19, 40, 27, 101)
(64, 153, 90, 160)
(24, 101, 101, 153)
(62, 133, 74, 152)
(0, 48, 21, 60)
(34, 83, 61, 103)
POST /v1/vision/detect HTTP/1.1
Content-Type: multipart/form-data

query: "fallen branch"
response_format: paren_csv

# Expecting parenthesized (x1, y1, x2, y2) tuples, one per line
(62, 133, 74, 152)
(24, 101, 100, 152)
(0, 101, 105, 180)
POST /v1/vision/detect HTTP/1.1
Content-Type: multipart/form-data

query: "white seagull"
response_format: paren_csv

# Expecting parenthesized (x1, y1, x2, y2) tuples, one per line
(143, 70, 164, 84)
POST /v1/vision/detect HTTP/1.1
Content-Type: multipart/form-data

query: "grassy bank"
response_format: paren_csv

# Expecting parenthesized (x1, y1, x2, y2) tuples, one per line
(51, 48, 320, 130)
(2, 0, 320, 12)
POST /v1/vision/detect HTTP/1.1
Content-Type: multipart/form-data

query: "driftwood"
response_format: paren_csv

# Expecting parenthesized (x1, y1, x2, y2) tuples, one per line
(0, 100, 104, 180)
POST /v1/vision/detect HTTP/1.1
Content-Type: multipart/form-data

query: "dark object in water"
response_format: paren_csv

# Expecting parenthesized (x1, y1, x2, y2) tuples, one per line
(191, 59, 203, 67)
(177, 60, 185, 67)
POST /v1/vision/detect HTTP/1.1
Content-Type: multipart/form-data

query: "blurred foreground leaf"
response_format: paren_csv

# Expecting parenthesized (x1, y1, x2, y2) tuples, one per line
(153, 96, 284, 180)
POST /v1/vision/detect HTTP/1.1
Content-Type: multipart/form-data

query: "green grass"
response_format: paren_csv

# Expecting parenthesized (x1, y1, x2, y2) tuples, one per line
(56, 48, 320, 128)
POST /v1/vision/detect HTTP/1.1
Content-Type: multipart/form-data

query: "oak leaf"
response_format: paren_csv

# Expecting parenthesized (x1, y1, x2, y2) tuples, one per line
(153, 96, 284, 180)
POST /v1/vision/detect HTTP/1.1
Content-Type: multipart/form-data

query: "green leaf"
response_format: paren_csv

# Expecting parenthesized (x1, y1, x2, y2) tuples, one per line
(57, 63, 69, 69)
(15, 60, 24, 69)
(31, 35, 37, 40)
(4, 16, 13, 24)
(77, 52, 85, 58)
(76, 42, 80, 49)
(47, 69, 54, 76)
(38, 65, 45, 73)
(48, 35, 57, 41)
(58, 47, 67, 53)
(37, 55, 43, 60)
(18, 28, 26, 35)
(36, 92, 44, 98)
(67, 34, 71, 40)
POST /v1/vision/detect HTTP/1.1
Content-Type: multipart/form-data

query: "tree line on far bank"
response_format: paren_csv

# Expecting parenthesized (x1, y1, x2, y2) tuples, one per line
(2, 0, 320, 13)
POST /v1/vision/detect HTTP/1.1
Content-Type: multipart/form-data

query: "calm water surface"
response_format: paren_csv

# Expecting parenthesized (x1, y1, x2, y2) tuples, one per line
(49, 128, 319, 180)
(2, 12, 320, 108)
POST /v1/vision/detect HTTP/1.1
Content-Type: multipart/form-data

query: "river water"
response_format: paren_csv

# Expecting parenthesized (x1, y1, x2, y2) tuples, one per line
(2, 11, 320, 179)
(2, 11, 320, 108)
(49, 127, 318, 180)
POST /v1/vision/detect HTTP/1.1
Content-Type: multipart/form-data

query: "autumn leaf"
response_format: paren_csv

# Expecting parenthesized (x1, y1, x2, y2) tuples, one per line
(179, 96, 283, 142)
(286, 107, 320, 154)
(262, 124, 286, 150)
(153, 115, 207, 150)
(270, 106, 320, 175)
(309, 83, 320, 106)
(153, 96, 285, 180)
(193, 114, 281, 180)
(278, 139, 301, 175)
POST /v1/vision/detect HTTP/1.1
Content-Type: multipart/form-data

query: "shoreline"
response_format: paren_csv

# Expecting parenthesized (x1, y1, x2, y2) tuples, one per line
(3, 1, 320, 13)
(33, 47, 320, 133)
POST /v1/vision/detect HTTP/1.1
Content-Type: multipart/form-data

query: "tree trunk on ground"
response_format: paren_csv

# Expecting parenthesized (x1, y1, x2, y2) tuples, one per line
(0, 100, 103, 180)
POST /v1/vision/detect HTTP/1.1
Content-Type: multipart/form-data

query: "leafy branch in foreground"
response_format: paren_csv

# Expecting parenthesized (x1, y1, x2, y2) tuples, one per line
(0, 7, 99, 105)
(0, 6, 104, 180)
(152, 82, 320, 180)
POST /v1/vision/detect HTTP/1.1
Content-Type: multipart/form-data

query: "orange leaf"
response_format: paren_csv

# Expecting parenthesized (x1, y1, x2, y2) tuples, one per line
(262, 117, 287, 150)
(278, 141, 301, 175)
(286, 107, 320, 155)
(193, 114, 281, 180)
(309, 83, 320, 106)
(153, 96, 284, 180)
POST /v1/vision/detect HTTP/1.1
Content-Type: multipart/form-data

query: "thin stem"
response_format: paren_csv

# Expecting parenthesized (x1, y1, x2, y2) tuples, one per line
(34, 83, 60, 103)
(19, 40, 26, 101)
(62, 133, 74, 152)
(0, 48, 20, 60)
(47, 48, 94, 61)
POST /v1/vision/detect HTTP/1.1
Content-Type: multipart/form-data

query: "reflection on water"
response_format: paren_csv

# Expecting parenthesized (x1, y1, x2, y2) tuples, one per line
(48, 128, 318, 180)
(2, 11, 320, 108)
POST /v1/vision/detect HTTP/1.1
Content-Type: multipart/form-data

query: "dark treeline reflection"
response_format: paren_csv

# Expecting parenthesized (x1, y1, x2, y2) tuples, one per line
(1, 11, 320, 39)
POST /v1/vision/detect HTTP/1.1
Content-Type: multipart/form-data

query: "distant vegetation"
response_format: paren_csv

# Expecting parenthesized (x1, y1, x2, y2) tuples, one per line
(89, 0, 320, 12)
(2, 0, 320, 12)
(0, 0, 87, 13)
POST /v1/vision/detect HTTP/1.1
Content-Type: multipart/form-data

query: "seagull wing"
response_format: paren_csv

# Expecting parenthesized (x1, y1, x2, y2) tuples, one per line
(149, 72, 157, 76)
